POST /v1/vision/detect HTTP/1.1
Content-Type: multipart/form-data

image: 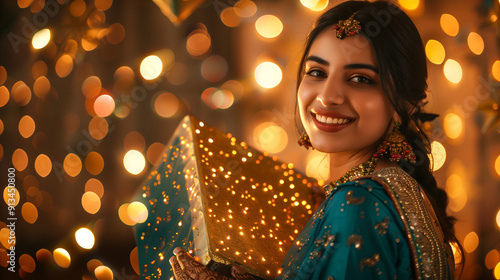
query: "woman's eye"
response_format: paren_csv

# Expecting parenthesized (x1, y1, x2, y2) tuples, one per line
(349, 75, 374, 84)
(306, 69, 326, 78)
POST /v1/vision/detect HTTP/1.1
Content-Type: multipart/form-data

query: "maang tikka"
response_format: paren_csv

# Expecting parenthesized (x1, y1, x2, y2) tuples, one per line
(333, 12, 362, 39)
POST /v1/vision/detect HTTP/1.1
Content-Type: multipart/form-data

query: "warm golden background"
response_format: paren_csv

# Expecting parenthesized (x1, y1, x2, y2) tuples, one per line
(0, 0, 499, 279)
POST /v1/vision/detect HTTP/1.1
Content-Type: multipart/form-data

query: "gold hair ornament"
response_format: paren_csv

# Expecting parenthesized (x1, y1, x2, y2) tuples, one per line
(333, 12, 362, 39)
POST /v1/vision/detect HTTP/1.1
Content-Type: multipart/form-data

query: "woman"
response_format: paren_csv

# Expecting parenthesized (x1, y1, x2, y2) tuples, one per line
(170, 1, 462, 279)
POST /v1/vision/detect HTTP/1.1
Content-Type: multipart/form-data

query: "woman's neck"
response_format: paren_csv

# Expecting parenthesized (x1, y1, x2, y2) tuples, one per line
(328, 149, 398, 183)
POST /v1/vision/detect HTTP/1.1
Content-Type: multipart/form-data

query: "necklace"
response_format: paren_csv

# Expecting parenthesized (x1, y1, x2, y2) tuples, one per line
(332, 156, 379, 186)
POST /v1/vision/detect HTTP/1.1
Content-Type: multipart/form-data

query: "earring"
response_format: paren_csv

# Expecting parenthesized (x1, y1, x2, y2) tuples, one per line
(298, 131, 313, 150)
(373, 122, 416, 163)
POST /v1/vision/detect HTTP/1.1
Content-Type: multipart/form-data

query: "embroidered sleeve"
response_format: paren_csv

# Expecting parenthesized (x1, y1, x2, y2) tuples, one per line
(292, 181, 412, 280)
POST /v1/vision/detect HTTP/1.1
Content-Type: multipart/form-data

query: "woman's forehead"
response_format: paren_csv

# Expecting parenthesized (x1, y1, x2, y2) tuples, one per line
(308, 28, 377, 65)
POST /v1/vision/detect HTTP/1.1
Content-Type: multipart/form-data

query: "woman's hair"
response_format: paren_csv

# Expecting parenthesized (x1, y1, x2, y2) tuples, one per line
(296, 0, 463, 268)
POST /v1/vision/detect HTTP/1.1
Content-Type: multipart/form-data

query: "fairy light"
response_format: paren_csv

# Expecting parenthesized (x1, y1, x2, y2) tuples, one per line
(254, 62, 282, 88)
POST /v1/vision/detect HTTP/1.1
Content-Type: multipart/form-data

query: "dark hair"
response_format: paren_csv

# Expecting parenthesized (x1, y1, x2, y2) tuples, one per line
(296, 0, 464, 270)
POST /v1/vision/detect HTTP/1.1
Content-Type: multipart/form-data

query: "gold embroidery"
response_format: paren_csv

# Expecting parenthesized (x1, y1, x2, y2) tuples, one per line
(371, 167, 450, 280)
(374, 217, 390, 236)
(360, 253, 380, 271)
(345, 190, 365, 205)
(347, 234, 363, 250)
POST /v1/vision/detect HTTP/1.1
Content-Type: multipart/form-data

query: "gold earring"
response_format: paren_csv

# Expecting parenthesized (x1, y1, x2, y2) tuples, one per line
(298, 131, 313, 150)
(373, 122, 416, 163)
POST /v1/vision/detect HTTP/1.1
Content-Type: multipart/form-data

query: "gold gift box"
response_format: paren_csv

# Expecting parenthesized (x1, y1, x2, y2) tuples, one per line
(134, 115, 318, 279)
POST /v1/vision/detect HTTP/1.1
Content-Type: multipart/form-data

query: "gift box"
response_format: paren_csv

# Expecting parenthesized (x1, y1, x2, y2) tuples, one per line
(134, 115, 318, 279)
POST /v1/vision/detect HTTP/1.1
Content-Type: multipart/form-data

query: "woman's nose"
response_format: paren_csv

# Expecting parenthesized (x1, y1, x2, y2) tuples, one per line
(316, 78, 345, 107)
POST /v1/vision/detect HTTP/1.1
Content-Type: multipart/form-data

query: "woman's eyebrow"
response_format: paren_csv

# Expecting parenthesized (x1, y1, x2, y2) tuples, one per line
(344, 63, 379, 73)
(306, 55, 329, 66)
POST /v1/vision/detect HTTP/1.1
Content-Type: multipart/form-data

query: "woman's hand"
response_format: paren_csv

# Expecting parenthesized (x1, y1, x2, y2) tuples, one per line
(169, 247, 255, 280)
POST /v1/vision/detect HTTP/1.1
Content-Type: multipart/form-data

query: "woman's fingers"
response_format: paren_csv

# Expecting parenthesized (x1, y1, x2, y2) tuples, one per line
(174, 247, 211, 279)
(231, 265, 255, 280)
(170, 256, 191, 280)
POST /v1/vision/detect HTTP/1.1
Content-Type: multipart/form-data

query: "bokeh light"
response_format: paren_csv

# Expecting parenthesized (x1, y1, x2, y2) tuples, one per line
(36, 249, 52, 263)
(397, 0, 419, 11)
(221, 80, 244, 100)
(166, 62, 188, 85)
(95, 0, 113, 12)
(495, 155, 500, 177)
(201, 88, 235, 109)
(220, 7, 241, 27)
(485, 250, 499, 269)
(85, 152, 104, 175)
(492, 60, 500, 82)
(95, 265, 113, 280)
(496, 262, 500, 279)
(87, 259, 103, 274)
(12, 81, 31, 106)
(82, 76, 102, 98)
(75, 227, 95, 249)
(63, 153, 82, 177)
(130, 247, 140, 275)
(21, 202, 38, 224)
(254, 62, 283, 88)
(19, 115, 35, 138)
(140, 55, 163, 80)
(33, 76, 51, 99)
(69, 0, 86, 17)
(425, 40, 445, 65)
(123, 150, 146, 175)
(234, 0, 257, 17)
(53, 248, 71, 268)
(13, 148, 29, 171)
(85, 178, 104, 199)
(446, 174, 467, 212)
(89, 116, 109, 140)
(19, 254, 36, 273)
(186, 29, 211, 57)
(255, 15, 283, 38)
(0, 86, 9, 107)
(305, 152, 329, 182)
(0, 228, 15, 248)
(430, 141, 446, 171)
(147, 142, 166, 165)
(3, 186, 20, 207)
(443, 113, 463, 139)
(55, 54, 74, 78)
(118, 203, 136, 226)
(94, 94, 115, 117)
(443, 59, 462, 84)
(124, 131, 146, 151)
(154, 92, 179, 118)
(300, 0, 329, 11)
(496, 209, 500, 229)
(35, 154, 52, 177)
(32, 28, 51, 49)
(440, 14, 459, 36)
(201, 55, 228, 82)
(107, 23, 125, 44)
(463, 231, 479, 253)
(127, 201, 148, 223)
(467, 32, 484, 55)
(31, 60, 47, 79)
(253, 122, 288, 153)
(82, 191, 101, 214)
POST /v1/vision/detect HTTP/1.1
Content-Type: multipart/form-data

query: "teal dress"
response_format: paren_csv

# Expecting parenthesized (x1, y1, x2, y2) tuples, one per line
(279, 167, 453, 280)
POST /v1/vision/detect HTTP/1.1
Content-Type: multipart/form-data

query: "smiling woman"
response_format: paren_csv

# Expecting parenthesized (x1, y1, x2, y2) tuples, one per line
(170, 1, 462, 279)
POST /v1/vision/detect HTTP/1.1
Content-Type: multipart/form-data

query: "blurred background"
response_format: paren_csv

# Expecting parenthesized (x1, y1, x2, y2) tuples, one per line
(0, 0, 499, 279)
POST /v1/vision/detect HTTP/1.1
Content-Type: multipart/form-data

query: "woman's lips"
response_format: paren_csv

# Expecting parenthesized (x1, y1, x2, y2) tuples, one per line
(311, 111, 355, 132)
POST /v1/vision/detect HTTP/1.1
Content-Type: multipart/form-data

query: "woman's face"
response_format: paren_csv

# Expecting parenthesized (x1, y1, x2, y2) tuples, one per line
(298, 28, 395, 154)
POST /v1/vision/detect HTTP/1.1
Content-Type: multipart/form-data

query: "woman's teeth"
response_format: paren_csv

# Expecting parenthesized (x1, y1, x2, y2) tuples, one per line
(315, 114, 351, 124)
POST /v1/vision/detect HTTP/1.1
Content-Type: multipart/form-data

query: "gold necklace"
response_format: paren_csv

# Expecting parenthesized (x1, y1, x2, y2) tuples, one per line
(332, 157, 379, 186)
